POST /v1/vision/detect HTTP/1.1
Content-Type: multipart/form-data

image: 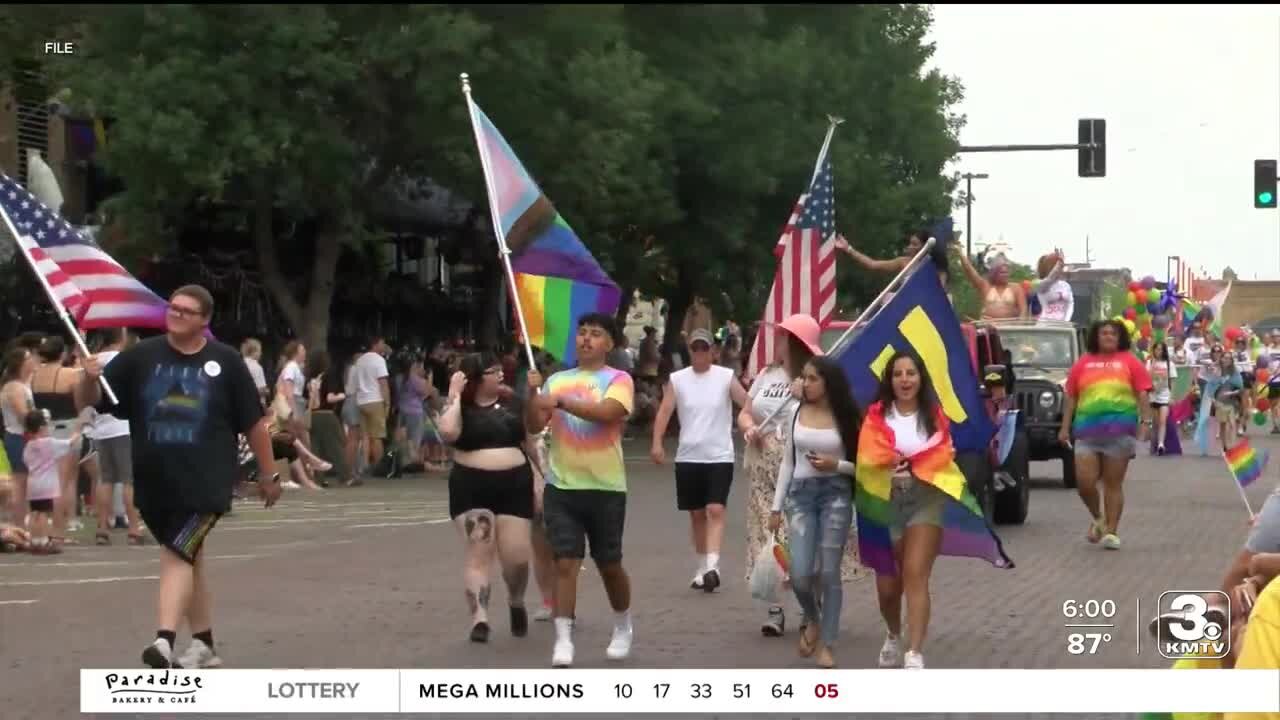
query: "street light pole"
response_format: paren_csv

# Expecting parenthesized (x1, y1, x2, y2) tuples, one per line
(962, 172, 989, 257)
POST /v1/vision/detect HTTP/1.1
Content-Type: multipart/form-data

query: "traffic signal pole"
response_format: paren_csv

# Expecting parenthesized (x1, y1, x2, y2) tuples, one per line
(958, 143, 1099, 153)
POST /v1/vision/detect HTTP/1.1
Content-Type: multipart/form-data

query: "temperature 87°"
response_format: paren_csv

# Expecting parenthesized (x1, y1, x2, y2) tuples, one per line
(1067, 632, 1112, 655)
(1061, 599, 1116, 619)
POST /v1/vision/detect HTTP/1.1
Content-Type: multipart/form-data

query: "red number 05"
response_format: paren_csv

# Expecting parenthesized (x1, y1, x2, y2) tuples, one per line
(815, 683, 839, 699)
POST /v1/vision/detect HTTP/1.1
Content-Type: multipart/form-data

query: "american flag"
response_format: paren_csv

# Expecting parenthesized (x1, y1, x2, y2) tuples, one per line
(747, 144, 838, 379)
(0, 173, 168, 329)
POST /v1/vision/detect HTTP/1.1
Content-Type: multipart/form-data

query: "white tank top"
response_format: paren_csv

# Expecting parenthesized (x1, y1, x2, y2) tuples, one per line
(670, 365, 736, 464)
(2, 382, 33, 434)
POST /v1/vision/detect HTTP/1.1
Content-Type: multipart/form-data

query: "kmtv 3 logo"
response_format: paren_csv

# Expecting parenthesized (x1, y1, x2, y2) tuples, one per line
(1157, 591, 1230, 659)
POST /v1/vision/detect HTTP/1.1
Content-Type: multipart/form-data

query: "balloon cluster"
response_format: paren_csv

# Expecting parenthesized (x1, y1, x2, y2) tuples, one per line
(1118, 276, 1171, 353)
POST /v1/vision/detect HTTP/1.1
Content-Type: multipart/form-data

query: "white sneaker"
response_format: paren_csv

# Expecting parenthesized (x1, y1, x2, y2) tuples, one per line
(176, 638, 223, 669)
(551, 638, 574, 668)
(904, 650, 925, 669)
(878, 634, 902, 668)
(532, 605, 553, 622)
(282, 480, 302, 490)
(689, 571, 705, 589)
(606, 623, 633, 660)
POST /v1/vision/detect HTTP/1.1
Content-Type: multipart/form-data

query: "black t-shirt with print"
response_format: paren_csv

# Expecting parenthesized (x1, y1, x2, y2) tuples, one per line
(97, 336, 264, 514)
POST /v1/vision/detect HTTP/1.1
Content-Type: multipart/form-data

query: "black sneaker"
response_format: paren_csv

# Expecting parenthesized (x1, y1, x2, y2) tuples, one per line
(761, 606, 785, 637)
(701, 568, 721, 593)
(510, 606, 529, 638)
(142, 638, 178, 668)
(469, 622, 491, 643)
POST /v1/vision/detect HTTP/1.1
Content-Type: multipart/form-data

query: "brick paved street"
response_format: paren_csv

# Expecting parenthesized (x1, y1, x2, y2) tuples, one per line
(4, 435, 1276, 719)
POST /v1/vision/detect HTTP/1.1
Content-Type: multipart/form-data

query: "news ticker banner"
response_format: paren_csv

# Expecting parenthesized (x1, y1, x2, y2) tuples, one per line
(82, 668, 1280, 714)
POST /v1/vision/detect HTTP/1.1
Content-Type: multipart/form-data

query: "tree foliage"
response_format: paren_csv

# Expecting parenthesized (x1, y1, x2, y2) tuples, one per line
(6, 4, 964, 351)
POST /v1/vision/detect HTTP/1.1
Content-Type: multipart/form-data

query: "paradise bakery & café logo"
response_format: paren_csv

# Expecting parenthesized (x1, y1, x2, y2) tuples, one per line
(104, 671, 204, 706)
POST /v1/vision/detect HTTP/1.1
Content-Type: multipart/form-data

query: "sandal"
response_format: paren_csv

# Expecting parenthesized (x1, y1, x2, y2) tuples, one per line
(797, 622, 819, 658)
(95, 531, 111, 546)
(127, 533, 146, 546)
(1086, 519, 1105, 544)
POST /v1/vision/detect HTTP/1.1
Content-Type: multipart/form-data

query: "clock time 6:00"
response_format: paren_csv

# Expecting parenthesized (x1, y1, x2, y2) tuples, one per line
(1062, 599, 1116, 619)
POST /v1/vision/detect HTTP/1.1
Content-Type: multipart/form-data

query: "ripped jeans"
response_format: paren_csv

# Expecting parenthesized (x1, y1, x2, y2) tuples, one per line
(783, 475, 854, 648)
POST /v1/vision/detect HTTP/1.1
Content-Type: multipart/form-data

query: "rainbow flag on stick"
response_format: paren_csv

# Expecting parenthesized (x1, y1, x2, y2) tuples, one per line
(1224, 438, 1267, 489)
(462, 77, 620, 366)
(854, 402, 1013, 575)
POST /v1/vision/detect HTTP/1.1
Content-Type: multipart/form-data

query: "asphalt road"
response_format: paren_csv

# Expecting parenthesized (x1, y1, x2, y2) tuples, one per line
(4, 434, 1275, 720)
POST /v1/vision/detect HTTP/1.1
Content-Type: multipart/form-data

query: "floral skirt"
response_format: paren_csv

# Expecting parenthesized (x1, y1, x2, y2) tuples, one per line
(743, 435, 866, 585)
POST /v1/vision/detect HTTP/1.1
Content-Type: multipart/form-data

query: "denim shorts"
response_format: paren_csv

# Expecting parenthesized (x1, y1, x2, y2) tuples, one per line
(1074, 435, 1137, 459)
(1246, 492, 1280, 554)
(888, 476, 948, 543)
(3, 432, 26, 474)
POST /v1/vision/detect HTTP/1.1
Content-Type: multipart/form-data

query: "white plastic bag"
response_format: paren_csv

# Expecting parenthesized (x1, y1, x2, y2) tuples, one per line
(749, 536, 785, 604)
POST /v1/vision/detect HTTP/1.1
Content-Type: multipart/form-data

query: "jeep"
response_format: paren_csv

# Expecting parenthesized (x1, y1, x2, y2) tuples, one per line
(988, 319, 1080, 488)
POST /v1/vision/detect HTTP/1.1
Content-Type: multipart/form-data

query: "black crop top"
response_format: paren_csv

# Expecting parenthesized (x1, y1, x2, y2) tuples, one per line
(454, 396, 526, 452)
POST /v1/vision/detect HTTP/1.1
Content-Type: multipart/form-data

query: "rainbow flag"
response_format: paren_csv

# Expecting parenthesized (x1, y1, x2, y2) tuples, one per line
(1224, 438, 1268, 488)
(854, 401, 1013, 575)
(470, 103, 620, 366)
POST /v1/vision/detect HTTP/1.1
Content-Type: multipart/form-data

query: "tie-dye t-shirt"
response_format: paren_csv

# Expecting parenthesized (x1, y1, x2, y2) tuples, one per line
(543, 366, 635, 492)
(1065, 352, 1154, 440)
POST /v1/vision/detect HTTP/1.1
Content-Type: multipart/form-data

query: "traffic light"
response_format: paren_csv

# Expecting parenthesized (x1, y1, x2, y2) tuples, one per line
(1255, 159, 1277, 209)
(1078, 119, 1106, 177)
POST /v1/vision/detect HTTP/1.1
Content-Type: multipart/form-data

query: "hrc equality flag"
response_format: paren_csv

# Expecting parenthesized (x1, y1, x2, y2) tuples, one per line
(470, 105, 620, 366)
(855, 403, 1012, 575)
(831, 259, 996, 453)
(1225, 438, 1268, 489)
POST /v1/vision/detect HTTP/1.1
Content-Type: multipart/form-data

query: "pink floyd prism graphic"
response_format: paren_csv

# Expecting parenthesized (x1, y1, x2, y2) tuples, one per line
(142, 363, 211, 445)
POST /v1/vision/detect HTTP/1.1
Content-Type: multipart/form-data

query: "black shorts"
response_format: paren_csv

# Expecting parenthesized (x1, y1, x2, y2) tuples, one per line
(542, 485, 626, 564)
(140, 508, 221, 565)
(272, 436, 298, 463)
(1269, 382, 1280, 400)
(674, 462, 734, 511)
(28, 498, 53, 513)
(448, 463, 534, 520)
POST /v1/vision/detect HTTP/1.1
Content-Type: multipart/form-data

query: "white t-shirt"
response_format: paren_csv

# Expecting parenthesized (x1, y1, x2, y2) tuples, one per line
(88, 351, 129, 439)
(1037, 279, 1074, 323)
(1148, 358, 1179, 405)
(245, 357, 268, 392)
(24, 436, 72, 501)
(748, 366, 795, 431)
(886, 406, 930, 457)
(280, 361, 305, 398)
(669, 365, 735, 464)
(353, 352, 389, 406)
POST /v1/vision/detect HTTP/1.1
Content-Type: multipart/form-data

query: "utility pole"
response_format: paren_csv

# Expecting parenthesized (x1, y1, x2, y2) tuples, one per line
(962, 172, 989, 257)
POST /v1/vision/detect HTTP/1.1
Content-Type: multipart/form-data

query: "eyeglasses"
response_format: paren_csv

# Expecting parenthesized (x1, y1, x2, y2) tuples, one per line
(167, 303, 203, 319)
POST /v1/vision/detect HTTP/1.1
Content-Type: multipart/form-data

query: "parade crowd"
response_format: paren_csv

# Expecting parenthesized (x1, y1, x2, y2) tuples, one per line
(0, 229, 1278, 679)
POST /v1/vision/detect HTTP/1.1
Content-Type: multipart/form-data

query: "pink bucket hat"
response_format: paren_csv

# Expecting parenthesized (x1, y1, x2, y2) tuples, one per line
(774, 314, 824, 356)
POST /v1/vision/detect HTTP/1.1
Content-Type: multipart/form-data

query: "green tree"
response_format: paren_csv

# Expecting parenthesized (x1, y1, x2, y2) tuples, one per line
(48, 5, 491, 348)
(621, 5, 963, 348)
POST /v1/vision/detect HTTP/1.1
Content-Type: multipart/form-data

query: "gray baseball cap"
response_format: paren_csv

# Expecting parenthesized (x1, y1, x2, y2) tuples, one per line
(689, 329, 714, 348)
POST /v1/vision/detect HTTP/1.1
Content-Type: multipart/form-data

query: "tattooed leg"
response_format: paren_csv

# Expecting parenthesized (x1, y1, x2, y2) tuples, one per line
(456, 510, 497, 624)
(496, 515, 533, 608)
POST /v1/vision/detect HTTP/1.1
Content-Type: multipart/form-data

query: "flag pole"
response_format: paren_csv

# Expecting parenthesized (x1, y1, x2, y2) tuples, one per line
(460, 73, 538, 372)
(752, 237, 939, 431)
(0, 204, 117, 404)
(826, 237, 939, 356)
(1221, 449, 1258, 520)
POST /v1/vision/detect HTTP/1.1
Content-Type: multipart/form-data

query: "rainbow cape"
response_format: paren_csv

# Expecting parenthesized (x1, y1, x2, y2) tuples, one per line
(1224, 438, 1268, 488)
(854, 402, 1013, 575)
(471, 104, 620, 366)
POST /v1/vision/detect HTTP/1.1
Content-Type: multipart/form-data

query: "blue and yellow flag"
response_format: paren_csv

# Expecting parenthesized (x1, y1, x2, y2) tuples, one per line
(833, 262, 996, 452)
